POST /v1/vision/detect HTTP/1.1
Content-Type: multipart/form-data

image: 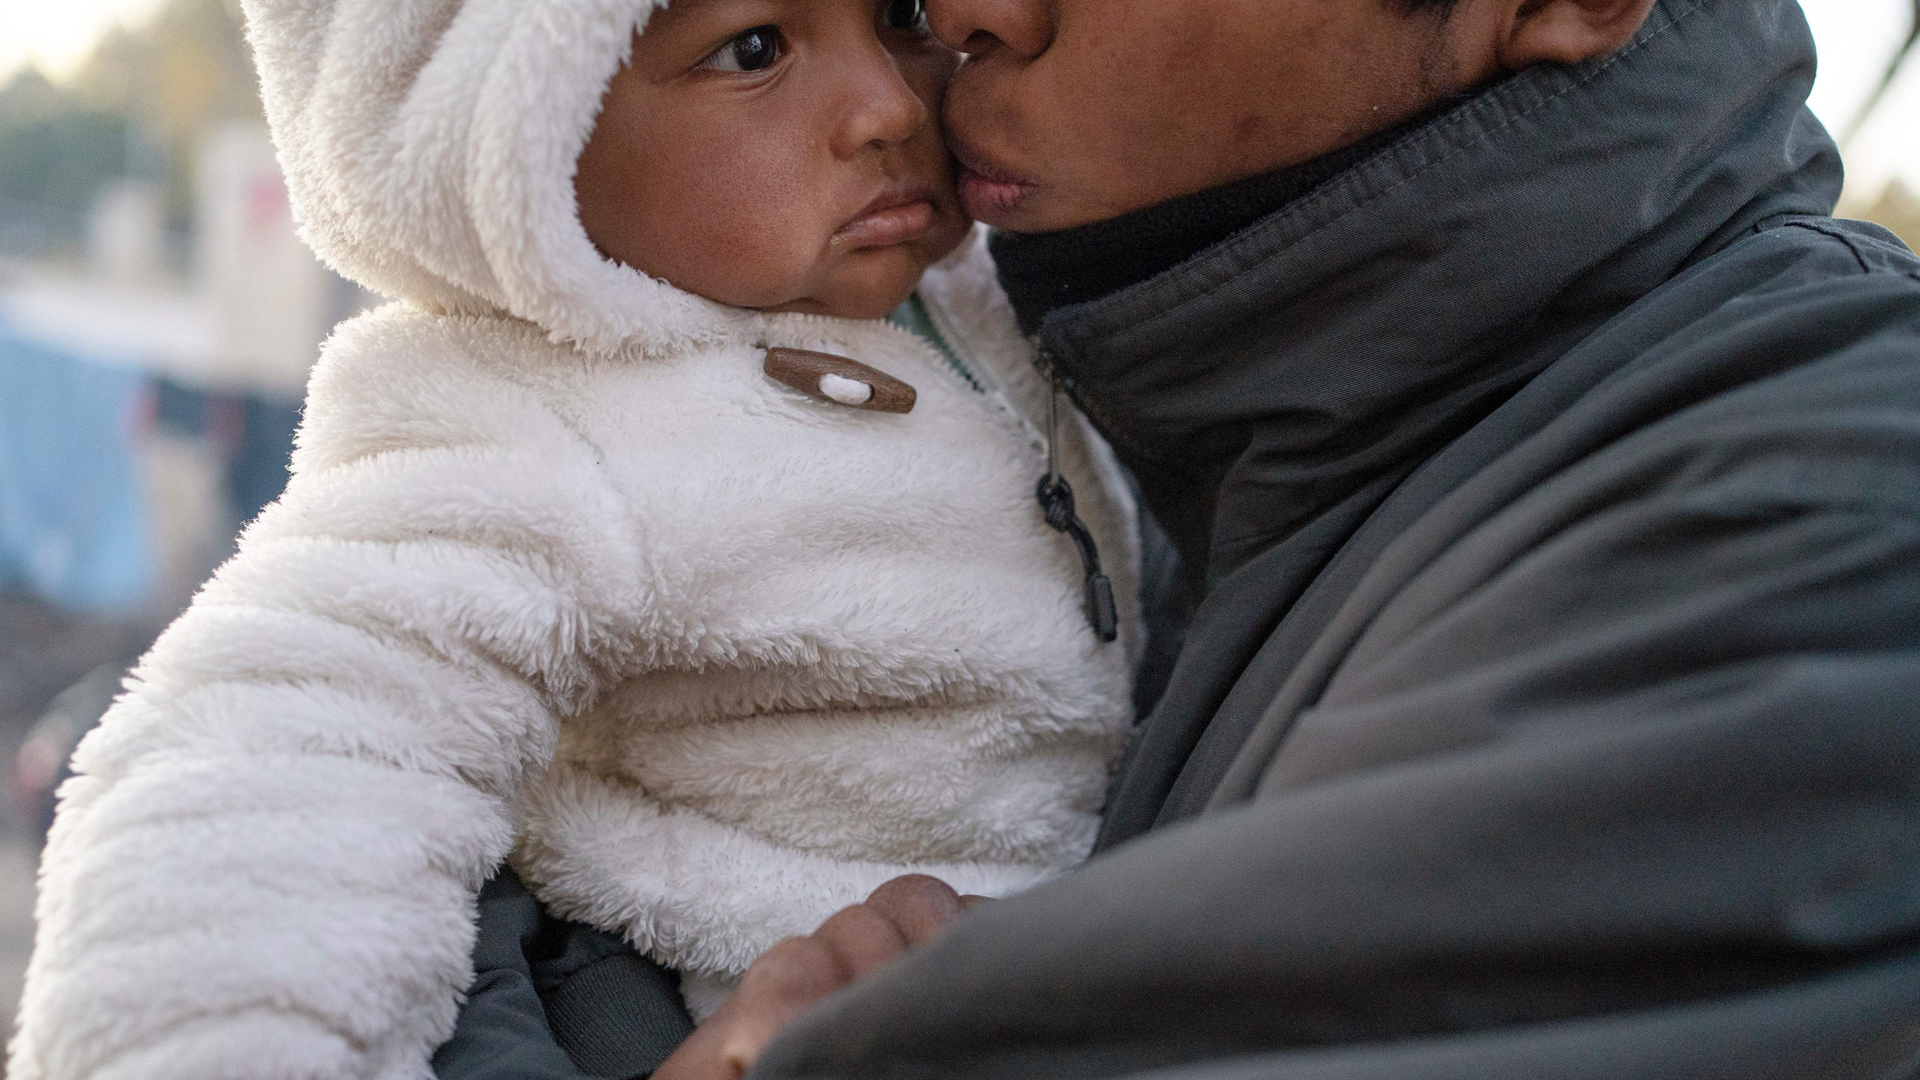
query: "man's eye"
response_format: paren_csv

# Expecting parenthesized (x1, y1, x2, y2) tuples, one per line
(880, 0, 928, 33)
(703, 25, 784, 72)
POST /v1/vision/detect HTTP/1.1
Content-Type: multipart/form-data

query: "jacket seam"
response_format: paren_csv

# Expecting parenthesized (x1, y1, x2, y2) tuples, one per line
(1776, 218, 1920, 286)
(1781, 219, 1875, 274)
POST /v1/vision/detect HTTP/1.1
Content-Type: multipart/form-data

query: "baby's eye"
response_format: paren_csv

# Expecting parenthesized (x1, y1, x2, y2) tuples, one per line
(703, 25, 784, 72)
(880, 0, 928, 34)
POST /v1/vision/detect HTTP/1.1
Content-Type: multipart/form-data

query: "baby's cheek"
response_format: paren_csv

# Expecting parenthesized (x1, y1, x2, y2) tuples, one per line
(663, 164, 838, 308)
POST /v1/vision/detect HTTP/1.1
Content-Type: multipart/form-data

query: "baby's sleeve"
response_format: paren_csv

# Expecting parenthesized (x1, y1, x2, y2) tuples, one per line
(9, 309, 643, 1080)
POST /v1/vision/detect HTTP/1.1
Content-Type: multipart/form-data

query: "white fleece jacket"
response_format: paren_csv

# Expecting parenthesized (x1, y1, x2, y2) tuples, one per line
(7, 1, 1140, 1077)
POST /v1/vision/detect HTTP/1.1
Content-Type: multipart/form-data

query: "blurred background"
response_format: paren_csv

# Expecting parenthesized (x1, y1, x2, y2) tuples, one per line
(0, 0, 376, 1046)
(0, 0, 1916, 1058)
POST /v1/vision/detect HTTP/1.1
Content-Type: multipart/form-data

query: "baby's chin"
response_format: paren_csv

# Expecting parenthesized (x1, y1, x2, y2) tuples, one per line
(763, 281, 916, 321)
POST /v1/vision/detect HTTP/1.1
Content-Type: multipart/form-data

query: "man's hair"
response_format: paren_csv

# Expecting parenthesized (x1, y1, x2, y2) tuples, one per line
(1397, 0, 1461, 16)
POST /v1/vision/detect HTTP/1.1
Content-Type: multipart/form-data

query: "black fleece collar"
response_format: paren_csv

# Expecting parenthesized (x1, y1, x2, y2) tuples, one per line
(1020, 0, 1841, 587)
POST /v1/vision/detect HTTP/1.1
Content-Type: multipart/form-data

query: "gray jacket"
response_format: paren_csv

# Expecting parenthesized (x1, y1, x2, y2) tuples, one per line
(436, 0, 1920, 1074)
(750, 0, 1920, 1076)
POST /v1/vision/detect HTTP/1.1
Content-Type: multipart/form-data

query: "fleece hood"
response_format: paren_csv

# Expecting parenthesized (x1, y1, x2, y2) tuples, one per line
(242, 0, 747, 355)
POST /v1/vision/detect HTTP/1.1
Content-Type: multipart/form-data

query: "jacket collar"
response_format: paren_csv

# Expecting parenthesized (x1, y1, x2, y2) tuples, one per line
(1032, 0, 1841, 586)
(991, 116, 1426, 336)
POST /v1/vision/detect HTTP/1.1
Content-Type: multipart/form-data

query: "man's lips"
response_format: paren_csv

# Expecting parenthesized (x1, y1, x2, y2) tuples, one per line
(949, 139, 1035, 220)
(835, 187, 937, 249)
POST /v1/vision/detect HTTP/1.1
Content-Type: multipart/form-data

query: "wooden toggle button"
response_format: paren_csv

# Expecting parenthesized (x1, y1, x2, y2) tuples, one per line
(764, 347, 916, 414)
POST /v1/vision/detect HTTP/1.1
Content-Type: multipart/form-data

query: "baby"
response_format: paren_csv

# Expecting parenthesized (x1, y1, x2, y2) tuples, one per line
(10, 0, 1139, 1077)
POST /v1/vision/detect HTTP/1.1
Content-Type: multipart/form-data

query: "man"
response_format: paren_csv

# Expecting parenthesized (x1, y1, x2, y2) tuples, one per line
(445, 0, 1920, 1075)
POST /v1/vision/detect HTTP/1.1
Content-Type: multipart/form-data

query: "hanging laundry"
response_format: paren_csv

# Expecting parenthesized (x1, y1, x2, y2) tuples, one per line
(0, 321, 154, 614)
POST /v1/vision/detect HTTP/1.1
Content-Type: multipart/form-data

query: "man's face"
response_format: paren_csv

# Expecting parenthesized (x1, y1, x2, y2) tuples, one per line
(928, 0, 1470, 232)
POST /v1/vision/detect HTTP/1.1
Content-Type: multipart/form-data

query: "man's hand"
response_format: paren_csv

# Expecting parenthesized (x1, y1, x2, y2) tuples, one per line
(653, 875, 985, 1080)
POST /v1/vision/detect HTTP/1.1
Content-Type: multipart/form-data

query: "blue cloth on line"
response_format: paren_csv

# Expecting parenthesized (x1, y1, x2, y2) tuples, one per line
(0, 321, 154, 614)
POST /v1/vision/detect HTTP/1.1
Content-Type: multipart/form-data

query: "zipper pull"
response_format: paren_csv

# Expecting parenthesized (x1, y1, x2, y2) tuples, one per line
(1038, 473, 1119, 642)
(1035, 354, 1118, 643)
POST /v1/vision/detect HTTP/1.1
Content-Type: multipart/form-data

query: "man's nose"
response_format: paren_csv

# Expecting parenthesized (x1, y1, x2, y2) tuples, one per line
(926, 0, 1054, 59)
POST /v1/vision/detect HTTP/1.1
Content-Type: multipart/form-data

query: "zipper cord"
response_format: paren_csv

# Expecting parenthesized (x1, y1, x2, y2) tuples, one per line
(1048, 383, 1060, 480)
(1035, 346, 1118, 643)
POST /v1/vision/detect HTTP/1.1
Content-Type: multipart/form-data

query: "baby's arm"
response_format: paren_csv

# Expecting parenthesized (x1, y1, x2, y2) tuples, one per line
(10, 310, 639, 1080)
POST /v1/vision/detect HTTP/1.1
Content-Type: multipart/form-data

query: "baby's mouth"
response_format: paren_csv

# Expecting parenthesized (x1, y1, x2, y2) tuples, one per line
(835, 187, 937, 249)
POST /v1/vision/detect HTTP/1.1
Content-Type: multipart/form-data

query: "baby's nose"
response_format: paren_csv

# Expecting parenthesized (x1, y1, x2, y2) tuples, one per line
(835, 57, 931, 155)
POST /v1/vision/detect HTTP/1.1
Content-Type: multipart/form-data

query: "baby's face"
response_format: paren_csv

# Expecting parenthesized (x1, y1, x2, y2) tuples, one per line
(576, 0, 971, 320)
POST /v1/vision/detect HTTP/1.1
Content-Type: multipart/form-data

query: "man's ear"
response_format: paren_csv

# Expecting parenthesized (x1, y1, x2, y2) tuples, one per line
(1494, 0, 1656, 69)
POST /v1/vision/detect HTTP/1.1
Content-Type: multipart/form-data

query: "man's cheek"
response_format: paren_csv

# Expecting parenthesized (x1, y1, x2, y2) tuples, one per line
(947, 61, 1029, 139)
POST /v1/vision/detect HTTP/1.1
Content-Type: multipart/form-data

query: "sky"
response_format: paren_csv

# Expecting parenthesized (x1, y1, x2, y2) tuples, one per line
(1799, 0, 1920, 203)
(0, 0, 1916, 196)
(0, 0, 169, 84)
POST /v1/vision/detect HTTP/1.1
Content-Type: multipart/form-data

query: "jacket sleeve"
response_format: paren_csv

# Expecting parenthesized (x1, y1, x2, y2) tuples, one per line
(751, 526, 1920, 1079)
(433, 868, 692, 1080)
(434, 869, 599, 1080)
(8, 312, 647, 1080)
(748, 358, 1920, 1078)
